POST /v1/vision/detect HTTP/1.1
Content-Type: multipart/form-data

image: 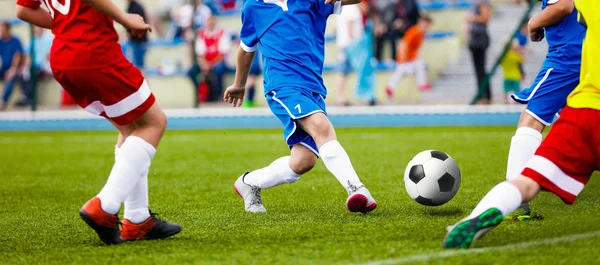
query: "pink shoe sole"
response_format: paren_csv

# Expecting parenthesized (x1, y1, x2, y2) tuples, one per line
(346, 194, 378, 213)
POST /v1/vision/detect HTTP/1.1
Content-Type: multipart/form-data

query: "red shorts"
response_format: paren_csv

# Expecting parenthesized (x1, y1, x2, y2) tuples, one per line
(522, 106, 600, 204)
(53, 58, 155, 126)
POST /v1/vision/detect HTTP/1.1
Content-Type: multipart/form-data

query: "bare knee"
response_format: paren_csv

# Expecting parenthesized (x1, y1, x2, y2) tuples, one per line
(290, 146, 318, 174)
(518, 111, 545, 132)
(298, 113, 336, 146)
(129, 104, 168, 147)
(509, 176, 541, 202)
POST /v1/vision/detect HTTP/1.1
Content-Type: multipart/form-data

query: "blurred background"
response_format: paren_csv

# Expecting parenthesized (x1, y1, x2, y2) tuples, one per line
(0, 0, 544, 111)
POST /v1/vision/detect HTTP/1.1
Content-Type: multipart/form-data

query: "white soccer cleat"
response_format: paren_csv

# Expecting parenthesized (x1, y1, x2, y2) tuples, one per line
(234, 173, 267, 213)
(346, 183, 377, 213)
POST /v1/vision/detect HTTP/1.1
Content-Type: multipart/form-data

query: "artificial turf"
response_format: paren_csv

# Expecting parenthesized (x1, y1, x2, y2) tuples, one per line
(1, 127, 599, 264)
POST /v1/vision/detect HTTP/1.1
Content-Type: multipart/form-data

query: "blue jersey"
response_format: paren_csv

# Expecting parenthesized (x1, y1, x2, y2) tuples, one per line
(541, 0, 586, 71)
(239, 0, 342, 96)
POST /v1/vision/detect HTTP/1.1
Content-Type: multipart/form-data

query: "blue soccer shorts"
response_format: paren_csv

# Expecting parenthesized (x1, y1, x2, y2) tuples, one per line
(266, 87, 327, 156)
(511, 67, 580, 125)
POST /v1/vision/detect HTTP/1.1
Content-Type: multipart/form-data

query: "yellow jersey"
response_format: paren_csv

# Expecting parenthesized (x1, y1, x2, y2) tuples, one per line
(500, 50, 523, 81)
(568, 0, 600, 110)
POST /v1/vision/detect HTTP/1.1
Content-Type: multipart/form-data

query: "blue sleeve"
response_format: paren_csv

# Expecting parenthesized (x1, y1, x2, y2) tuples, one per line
(240, 3, 258, 52)
(315, 0, 342, 17)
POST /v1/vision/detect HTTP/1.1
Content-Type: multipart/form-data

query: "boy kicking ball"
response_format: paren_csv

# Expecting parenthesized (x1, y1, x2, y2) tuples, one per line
(444, 0, 597, 248)
(224, 0, 377, 213)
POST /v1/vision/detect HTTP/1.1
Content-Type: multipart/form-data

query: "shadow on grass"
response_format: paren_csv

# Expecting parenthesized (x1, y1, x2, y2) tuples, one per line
(423, 208, 463, 217)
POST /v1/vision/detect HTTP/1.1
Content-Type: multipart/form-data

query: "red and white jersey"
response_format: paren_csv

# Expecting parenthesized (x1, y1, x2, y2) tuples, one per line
(17, 0, 123, 70)
(195, 28, 232, 63)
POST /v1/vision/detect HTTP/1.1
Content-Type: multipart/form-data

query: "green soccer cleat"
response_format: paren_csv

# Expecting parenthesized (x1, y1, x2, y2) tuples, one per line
(443, 208, 504, 249)
(504, 203, 531, 221)
(242, 101, 257, 108)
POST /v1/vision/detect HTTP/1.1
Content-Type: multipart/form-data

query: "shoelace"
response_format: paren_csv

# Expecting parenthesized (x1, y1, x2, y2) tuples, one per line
(346, 181, 365, 195)
(249, 186, 263, 206)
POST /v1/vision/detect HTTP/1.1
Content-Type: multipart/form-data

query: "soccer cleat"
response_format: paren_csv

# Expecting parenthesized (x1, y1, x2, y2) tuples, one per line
(242, 101, 256, 108)
(346, 183, 377, 213)
(385, 87, 394, 99)
(121, 212, 182, 241)
(504, 202, 532, 221)
(234, 172, 267, 213)
(79, 197, 123, 245)
(443, 208, 504, 249)
(419, 83, 432, 92)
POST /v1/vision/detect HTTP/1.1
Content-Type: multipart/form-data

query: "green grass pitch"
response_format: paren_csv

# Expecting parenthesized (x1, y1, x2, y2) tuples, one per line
(1, 127, 599, 264)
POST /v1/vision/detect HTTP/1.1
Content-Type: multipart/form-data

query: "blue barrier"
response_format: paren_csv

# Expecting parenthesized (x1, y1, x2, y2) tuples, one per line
(0, 113, 519, 131)
(0, 106, 522, 131)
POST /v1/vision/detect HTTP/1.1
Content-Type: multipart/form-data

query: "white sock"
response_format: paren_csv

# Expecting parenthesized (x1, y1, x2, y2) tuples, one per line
(243, 156, 301, 189)
(97, 136, 156, 214)
(115, 145, 152, 223)
(506, 127, 542, 181)
(124, 172, 151, 223)
(468, 182, 523, 219)
(319, 140, 363, 192)
(387, 64, 405, 90)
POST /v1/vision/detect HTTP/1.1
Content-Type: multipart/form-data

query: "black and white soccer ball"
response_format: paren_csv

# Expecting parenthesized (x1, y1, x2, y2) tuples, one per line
(404, 150, 461, 206)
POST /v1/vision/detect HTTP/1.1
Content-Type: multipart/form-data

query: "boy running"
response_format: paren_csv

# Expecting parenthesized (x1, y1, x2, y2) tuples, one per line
(504, 0, 585, 220)
(16, 0, 181, 244)
(444, 0, 597, 249)
(224, 0, 377, 213)
(385, 15, 433, 98)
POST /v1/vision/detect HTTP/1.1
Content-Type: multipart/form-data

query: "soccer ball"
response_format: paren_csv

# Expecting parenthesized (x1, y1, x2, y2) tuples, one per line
(404, 150, 461, 206)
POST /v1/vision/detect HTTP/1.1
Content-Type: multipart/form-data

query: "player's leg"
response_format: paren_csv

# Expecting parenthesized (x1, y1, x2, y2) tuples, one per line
(336, 53, 351, 106)
(505, 68, 579, 220)
(71, 61, 179, 243)
(296, 112, 377, 213)
(444, 107, 595, 248)
(1, 74, 16, 109)
(116, 104, 181, 241)
(243, 75, 257, 107)
(234, 144, 316, 212)
(107, 122, 152, 227)
(415, 59, 430, 92)
(187, 63, 201, 89)
(243, 55, 261, 107)
(385, 63, 407, 99)
(80, 103, 167, 244)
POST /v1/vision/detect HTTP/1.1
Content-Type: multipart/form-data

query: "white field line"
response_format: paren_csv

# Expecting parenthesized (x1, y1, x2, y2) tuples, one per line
(353, 231, 600, 265)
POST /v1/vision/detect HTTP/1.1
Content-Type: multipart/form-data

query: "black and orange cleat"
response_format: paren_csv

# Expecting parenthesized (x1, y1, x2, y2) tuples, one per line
(79, 197, 123, 245)
(120, 212, 181, 241)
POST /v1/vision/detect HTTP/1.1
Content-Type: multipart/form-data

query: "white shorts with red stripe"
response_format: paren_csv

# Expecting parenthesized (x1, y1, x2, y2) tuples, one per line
(53, 57, 155, 126)
(521, 106, 599, 204)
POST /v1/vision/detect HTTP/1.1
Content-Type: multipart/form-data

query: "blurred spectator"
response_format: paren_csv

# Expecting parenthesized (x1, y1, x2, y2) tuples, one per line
(149, 0, 187, 37)
(126, 0, 149, 69)
(0, 22, 28, 109)
(402, 0, 421, 29)
(371, 0, 420, 61)
(372, 0, 401, 61)
(220, 0, 237, 11)
(466, 0, 492, 104)
(187, 15, 232, 102)
(500, 40, 523, 104)
(242, 51, 262, 108)
(169, 0, 213, 41)
(514, 20, 528, 81)
(385, 15, 432, 99)
(336, 4, 364, 106)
